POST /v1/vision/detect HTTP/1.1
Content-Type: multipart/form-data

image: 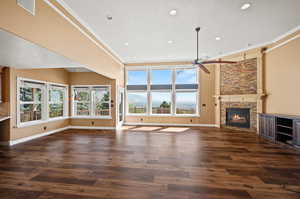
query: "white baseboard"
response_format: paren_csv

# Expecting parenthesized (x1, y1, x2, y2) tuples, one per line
(1, 126, 70, 146)
(69, 126, 116, 130)
(124, 122, 218, 127)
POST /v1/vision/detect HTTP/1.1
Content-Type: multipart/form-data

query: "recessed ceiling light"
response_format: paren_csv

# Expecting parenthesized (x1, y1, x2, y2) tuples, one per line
(215, 37, 221, 41)
(241, 3, 251, 10)
(169, 9, 177, 16)
(106, 14, 113, 20)
(124, 42, 129, 46)
(168, 40, 173, 44)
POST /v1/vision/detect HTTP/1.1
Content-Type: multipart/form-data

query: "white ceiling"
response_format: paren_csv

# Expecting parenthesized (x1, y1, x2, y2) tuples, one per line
(61, 0, 300, 63)
(0, 29, 83, 69)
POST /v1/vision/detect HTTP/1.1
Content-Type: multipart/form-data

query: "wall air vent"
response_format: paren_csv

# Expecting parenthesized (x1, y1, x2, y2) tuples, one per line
(17, 0, 35, 15)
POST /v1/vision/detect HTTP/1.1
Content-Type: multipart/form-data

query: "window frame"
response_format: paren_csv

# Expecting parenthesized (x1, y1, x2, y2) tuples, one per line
(47, 83, 69, 121)
(71, 85, 111, 119)
(17, 77, 68, 128)
(125, 65, 200, 117)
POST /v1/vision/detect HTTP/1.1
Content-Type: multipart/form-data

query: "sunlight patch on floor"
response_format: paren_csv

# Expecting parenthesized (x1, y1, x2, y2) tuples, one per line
(133, 126, 163, 131)
(160, 127, 190, 132)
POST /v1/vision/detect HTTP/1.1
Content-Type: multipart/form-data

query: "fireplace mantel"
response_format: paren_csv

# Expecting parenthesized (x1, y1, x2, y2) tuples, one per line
(214, 94, 267, 103)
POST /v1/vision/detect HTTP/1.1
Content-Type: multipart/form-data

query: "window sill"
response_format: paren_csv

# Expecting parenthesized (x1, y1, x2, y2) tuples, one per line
(70, 116, 112, 120)
(17, 116, 69, 128)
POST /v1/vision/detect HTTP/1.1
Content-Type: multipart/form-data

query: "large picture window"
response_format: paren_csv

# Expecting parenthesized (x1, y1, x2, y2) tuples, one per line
(17, 78, 68, 127)
(72, 85, 111, 118)
(126, 66, 199, 116)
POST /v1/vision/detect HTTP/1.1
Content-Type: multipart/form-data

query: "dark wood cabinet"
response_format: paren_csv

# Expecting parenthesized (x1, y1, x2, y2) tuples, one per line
(259, 114, 275, 141)
(294, 120, 300, 146)
(259, 114, 300, 147)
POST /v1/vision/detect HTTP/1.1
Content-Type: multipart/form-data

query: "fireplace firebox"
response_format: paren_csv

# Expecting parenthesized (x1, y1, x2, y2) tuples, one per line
(226, 108, 250, 128)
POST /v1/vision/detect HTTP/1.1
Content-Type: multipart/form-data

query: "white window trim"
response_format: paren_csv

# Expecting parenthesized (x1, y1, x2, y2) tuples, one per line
(17, 77, 68, 128)
(71, 85, 112, 119)
(125, 65, 200, 117)
(48, 84, 69, 122)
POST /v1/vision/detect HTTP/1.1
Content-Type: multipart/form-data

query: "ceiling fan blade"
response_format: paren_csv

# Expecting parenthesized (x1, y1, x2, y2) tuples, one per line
(198, 64, 210, 74)
(201, 61, 237, 64)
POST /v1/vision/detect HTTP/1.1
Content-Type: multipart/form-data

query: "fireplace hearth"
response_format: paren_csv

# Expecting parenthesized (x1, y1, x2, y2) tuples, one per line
(226, 108, 250, 128)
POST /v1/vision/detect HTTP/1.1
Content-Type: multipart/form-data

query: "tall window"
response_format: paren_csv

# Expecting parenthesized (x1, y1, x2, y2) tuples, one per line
(175, 68, 198, 115)
(48, 85, 67, 118)
(19, 80, 44, 123)
(126, 66, 199, 116)
(127, 70, 148, 115)
(72, 86, 111, 118)
(17, 78, 68, 127)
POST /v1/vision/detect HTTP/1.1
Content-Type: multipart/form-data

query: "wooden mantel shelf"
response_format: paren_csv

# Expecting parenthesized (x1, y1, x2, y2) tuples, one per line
(214, 94, 267, 102)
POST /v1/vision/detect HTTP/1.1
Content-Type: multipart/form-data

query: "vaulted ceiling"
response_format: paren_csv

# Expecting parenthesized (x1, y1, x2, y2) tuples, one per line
(0, 29, 83, 69)
(61, 0, 300, 63)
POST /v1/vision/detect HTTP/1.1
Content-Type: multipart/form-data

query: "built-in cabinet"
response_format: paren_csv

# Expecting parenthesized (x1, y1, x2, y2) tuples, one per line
(259, 114, 300, 147)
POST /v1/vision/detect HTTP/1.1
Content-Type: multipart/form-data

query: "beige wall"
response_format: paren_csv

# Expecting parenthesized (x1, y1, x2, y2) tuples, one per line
(264, 36, 300, 115)
(9, 68, 70, 141)
(0, 0, 124, 80)
(125, 65, 216, 125)
(69, 72, 117, 127)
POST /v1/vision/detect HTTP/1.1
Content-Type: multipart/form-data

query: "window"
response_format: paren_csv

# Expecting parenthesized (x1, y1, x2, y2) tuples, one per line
(176, 92, 197, 114)
(19, 80, 44, 123)
(48, 85, 67, 118)
(17, 78, 68, 127)
(72, 86, 111, 118)
(127, 92, 147, 114)
(151, 91, 171, 114)
(93, 87, 110, 116)
(175, 68, 198, 115)
(126, 66, 199, 116)
(74, 88, 90, 116)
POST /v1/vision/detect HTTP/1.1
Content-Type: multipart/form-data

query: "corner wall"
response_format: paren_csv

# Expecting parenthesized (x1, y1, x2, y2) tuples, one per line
(264, 36, 300, 115)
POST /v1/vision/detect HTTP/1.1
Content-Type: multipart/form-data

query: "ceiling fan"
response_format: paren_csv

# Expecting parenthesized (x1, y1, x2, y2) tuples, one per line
(192, 27, 237, 74)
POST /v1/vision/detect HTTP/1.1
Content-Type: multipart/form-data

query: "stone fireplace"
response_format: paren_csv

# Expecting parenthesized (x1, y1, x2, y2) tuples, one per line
(214, 52, 266, 133)
(226, 108, 250, 128)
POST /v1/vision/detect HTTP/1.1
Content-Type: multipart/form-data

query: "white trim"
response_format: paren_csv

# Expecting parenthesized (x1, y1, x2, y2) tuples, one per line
(17, 0, 36, 16)
(124, 122, 218, 127)
(69, 126, 116, 130)
(264, 33, 300, 53)
(1, 126, 69, 146)
(43, 0, 123, 65)
(70, 116, 112, 119)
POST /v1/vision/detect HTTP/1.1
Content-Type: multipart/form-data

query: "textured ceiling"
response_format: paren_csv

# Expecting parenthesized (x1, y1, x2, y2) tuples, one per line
(61, 0, 300, 63)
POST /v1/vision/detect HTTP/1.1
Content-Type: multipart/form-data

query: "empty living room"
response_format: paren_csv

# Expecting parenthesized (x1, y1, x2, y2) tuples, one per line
(1, 0, 300, 198)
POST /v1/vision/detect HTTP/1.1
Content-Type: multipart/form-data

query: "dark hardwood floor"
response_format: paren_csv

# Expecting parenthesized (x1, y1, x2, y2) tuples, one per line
(1, 126, 300, 199)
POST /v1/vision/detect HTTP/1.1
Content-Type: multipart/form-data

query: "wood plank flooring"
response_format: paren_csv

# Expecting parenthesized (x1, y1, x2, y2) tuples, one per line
(1, 126, 300, 199)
